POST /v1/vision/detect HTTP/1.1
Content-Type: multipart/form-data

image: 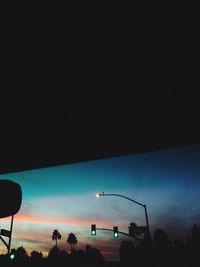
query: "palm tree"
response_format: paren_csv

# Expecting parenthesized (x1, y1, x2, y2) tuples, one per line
(67, 233, 78, 252)
(51, 229, 61, 247)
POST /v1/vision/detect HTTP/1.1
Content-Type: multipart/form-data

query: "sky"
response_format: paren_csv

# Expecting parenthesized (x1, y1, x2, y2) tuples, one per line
(0, 144, 200, 261)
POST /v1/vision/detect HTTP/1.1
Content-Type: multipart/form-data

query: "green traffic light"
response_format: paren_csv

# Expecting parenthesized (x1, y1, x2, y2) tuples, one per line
(91, 224, 96, 235)
(114, 232, 119, 238)
(10, 254, 15, 260)
(113, 226, 119, 238)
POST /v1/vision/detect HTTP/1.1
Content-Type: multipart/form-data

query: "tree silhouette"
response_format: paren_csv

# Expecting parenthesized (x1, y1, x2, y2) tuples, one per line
(67, 232, 78, 253)
(119, 240, 136, 265)
(52, 229, 61, 247)
(30, 250, 44, 267)
(153, 228, 174, 264)
(12, 246, 29, 265)
(85, 244, 105, 266)
(31, 250, 43, 260)
(173, 238, 186, 265)
(48, 245, 62, 258)
(187, 224, 200, 263)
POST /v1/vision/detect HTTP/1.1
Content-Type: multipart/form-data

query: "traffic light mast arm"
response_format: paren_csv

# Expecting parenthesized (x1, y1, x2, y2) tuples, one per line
(96, 227, 142, 241)
(96, 227, 129, 236)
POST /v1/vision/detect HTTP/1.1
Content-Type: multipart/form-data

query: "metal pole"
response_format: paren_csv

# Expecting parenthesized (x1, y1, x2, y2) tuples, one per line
(8, 215, 14, 254)
(144, 204, 150, 235)
(96, 227, 143, 241)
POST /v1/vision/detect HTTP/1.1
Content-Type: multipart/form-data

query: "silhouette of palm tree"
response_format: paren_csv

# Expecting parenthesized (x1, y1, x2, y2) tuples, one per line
(51, 229, 61, 247)
(67, 233, 77, 253)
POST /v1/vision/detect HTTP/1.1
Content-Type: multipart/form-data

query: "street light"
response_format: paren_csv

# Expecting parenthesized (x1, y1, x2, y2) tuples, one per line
(96, 192, 150, 237)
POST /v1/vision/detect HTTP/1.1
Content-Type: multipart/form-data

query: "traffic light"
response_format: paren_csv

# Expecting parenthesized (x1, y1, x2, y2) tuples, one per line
(9, 249, 16, 260)
(9, 253, 15, 260)
(113, 226, 119, 238)
(91, 224, 96, 235)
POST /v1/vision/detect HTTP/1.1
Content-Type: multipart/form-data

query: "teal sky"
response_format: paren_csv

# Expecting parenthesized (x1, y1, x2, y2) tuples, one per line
(0, 144, 200, 261)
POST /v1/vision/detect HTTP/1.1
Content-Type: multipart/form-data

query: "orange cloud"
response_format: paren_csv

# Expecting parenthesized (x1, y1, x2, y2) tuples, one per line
(13, 211, 127, 229)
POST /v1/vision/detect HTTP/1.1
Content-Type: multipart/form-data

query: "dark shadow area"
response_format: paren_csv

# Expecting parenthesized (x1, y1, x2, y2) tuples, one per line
(1, 82, 200, 175)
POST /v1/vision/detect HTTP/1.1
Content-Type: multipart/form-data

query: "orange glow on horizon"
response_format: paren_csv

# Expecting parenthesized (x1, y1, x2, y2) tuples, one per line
(10, 212, 128, 229)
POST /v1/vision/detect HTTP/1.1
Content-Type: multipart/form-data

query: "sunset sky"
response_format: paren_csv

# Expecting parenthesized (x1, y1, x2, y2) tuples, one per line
(0, 144, 200, 261)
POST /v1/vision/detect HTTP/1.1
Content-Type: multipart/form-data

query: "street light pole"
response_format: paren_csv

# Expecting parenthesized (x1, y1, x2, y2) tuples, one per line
(144, 204, 150, 236)
(96, 192, 150, 237)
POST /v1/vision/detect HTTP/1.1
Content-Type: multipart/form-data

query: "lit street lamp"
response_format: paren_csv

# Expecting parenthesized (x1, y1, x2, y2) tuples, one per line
(96, 192, 150, 238)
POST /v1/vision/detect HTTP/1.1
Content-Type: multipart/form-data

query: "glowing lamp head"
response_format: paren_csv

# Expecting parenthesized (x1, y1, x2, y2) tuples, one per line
(96, 193, 100, 198)
(113, 226, 119, 238)
(10, 254, 15, 260)
(114, 232, 118, 238)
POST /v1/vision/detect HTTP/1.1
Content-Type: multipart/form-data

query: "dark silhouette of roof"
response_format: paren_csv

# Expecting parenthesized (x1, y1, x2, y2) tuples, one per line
(1, 7, 199, 174)
(1, 86, 200, 174)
